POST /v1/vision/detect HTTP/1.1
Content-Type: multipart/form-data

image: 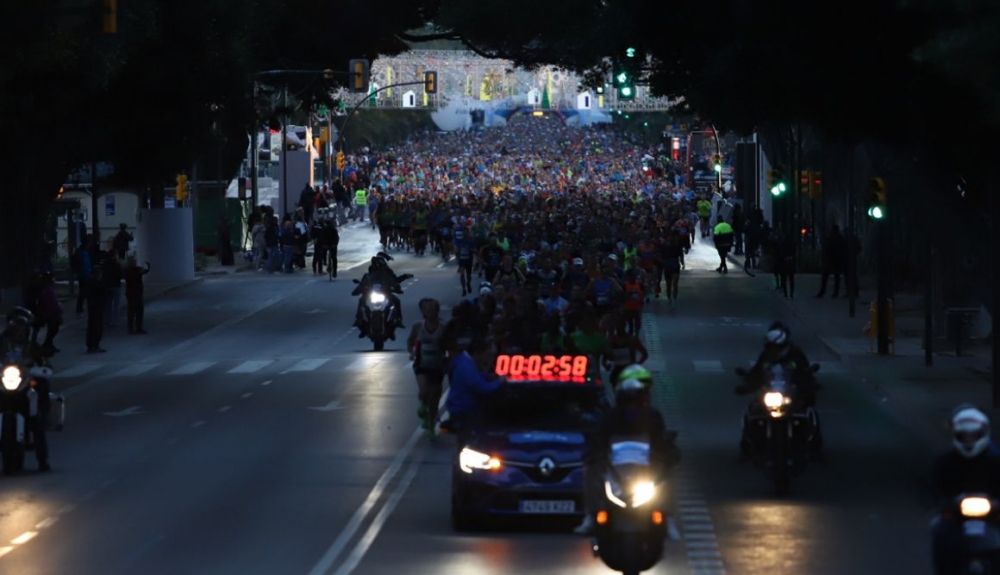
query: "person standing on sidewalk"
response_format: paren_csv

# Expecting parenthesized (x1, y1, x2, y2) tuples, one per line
(103, 249, 123, 327)
(776, 231, 797, 299)
(816, 224, 847, 298)
(72, 235, 95, 315)
(124, 257, 150, 334)
(85, 262, 107, 353)
(35, 272, 62, 356)
(732, 202, 745, 256)
(713, 216, 734, 274)
(265, 216, 280, 273)
(112, 223, 132, 260)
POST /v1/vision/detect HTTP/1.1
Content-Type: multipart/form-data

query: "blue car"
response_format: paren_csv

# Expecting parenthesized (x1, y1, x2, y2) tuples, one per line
(450, 380, 604, 530)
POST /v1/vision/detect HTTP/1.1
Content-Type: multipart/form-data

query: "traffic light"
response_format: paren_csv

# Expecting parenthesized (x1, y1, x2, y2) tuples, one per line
(102, 0, 118, 34)
(799, 169, 812, 197)
(768, 169, 788, 196)
(348, 59, 369, 93)
(625, 47, 637, 58)
(614, 64, 635, 101)
(424, 71, 437, 94)
(712, 154, 723, 173)
(175, 174, 188, 204)
(812, 172, 823, 199)
(336, 151, 346, 171)
(868, 177, 887, 220)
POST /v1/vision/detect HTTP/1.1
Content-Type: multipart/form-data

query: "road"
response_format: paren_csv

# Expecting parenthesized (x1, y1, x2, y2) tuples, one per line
(0, 231, 937, 574)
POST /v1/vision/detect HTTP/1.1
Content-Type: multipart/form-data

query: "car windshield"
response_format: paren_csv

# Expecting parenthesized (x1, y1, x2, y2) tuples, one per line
(477, 385, 603, 431)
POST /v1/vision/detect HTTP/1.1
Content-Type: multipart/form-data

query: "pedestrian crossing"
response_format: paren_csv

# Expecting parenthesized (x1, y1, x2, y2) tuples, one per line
(51, 353, 847, 383)
(52, 353, 408, 382)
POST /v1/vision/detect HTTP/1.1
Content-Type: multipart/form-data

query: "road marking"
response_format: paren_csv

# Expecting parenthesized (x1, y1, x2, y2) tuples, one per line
(10, 531, 36, 545)
(241, 392, 254, 399)
(218, 405, 231, 413)
(35, 517, 58, 530)
(228, 360, 274, 374)
(58, 504, 76, 515)
(0, 546, 13, 558)
(261, 380, 272, 386)
(333, 455, 422, 575)
(693, 360, 724, 373)
(307, 427, 422, 575)
(686, 541, 720, 549)
(111, 363, 160, 377)
(59, 363, 102, 378)
(103, 406, 144, 417)
(308, 400, 344, 412)
(191, 420, 206, 428)
(168, 361, 216, 375)
(283, 358, 330, 373)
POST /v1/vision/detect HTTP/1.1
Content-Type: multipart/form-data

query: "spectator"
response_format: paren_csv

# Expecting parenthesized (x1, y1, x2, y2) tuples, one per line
(112, 223, 133, 259)
(124, 257, 150, 334)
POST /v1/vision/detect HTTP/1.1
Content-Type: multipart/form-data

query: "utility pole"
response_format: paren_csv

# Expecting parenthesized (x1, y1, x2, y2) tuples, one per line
(281, 84, 288, 217)
(250, 81, 258, 208)
(925, 211, 934, 366)
(90, 161, 99, 241)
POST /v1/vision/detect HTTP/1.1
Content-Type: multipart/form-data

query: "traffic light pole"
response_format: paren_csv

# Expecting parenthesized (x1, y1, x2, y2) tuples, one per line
(876, 215, 891, 355)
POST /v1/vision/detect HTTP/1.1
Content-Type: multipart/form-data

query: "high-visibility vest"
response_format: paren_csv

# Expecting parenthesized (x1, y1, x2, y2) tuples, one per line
(354, 189, 367, 206)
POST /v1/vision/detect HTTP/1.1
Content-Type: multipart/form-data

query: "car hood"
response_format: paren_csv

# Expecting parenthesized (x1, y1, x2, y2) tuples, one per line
(466, 430, 587, 465)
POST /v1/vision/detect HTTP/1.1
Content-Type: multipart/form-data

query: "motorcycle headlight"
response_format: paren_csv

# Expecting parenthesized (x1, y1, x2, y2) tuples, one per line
(458, 447, 502, 474)
(961, 496, 992, 518)
(630, 480, 657, 507)
(369, 291, 387, 305)
(763, 391, 786, 409)
(2, 365, 22, 391)
(604, 479, 627, 508)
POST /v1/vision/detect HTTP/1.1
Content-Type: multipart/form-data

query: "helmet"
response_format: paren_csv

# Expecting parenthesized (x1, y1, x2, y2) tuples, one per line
(6, 306, 34, 327)
(479, 281, 493, 296)
(616, 378, 646, 405)
(618, 364, 653, 388)
(952, 405, 991, 459)
(572, 257, 584, 267)
(766, 321, 790, 346)
(29, 366, 53, 379)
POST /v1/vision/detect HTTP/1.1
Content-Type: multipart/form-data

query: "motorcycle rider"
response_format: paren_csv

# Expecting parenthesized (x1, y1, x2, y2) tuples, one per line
(352, 253, 406, 337)
(930, 405, 1000, 574)
(735, 321, 823, 459)
(26, 366, 52, 471)
(576, 378, 681, 535)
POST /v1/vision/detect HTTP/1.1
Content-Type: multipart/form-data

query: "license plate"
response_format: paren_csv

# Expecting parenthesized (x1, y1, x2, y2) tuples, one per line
(965, 521, 987, 536)
(519, 500, 576, 514)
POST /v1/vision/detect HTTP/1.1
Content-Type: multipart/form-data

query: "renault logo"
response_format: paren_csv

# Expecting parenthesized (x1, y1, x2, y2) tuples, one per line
(538, 457, 556, 477)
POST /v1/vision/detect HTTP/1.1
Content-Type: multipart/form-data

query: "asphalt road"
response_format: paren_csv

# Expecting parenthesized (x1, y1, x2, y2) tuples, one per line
(0, 232, 938, 574)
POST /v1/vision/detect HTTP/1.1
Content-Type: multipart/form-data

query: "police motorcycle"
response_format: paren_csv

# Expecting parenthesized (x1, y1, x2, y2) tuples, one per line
(1, 355, 29, 474)
(735, 363, 820, 495)
(941, 493, 1000, 574)
(353, 253, 412, 352)
(593, 439, 667, 575)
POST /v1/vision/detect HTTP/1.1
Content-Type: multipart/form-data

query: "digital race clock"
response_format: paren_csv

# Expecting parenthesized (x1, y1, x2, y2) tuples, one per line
(494, 354, 590, 383)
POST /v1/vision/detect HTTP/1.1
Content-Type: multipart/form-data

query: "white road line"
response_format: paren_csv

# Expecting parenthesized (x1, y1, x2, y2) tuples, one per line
(228, 360, 274, 374)
(218, 405, 232, 413)
(283, 358, 330, 373)
(59, 363, 102, 378)
(693, 360, 724, 373)
(686, 541, 720, 549)
(684, 532, 718, 541)
(307, 428, 422, 575)
(333, 455, 422, 575)
(191, 420, 206, 428)
(57, 504, 76, 515)
(0, 546, 13, 558)
(10, 531, 36, 545)
(167, 361, 216, 376)
(111, 363, 160, 377)
(260, 380, 272, 386)
(241, 392, 254, 399)
(35, 517, 58, 530)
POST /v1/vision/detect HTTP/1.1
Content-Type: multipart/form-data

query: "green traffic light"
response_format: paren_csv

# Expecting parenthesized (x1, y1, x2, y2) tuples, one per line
(868, 205, 884, 219)
(770, 181, 788, 196)
(620, 86, 633, 97)
(713, 163, 722, 173)
(625, 47, 636, 58)
(616, 72, 628, 84)
(778, 182, 787, 193)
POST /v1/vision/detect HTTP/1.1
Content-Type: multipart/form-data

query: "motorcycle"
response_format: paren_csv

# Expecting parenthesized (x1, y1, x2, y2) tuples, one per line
(736, 363, 820, 495)
(593, 439, 666, 575)
(1, 362, 27, 475)
(353, 274, 411, 352)
(939, 494, 1000, 574)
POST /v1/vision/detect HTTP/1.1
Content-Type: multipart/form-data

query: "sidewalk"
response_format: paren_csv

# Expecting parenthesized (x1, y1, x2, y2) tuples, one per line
(775, 272, 995, 447)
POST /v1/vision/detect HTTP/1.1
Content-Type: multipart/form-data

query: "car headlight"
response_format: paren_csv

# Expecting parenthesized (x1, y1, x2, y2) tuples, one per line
(961, 496, 992, 518)
(631, 480, 657, 507)
(369, 291, 387, 305)
(763, 391, 786, 409)
(459, 447, 501, 474)
(2, 365, 22, 391)
(604, 479, 627, 508)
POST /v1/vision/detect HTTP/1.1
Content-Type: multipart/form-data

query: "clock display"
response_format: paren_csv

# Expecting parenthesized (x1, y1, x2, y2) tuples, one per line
(494, 354, 590, 383)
